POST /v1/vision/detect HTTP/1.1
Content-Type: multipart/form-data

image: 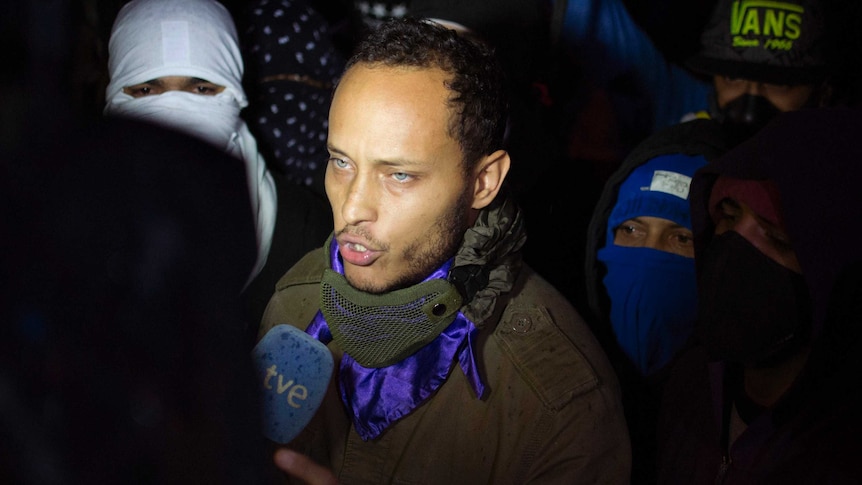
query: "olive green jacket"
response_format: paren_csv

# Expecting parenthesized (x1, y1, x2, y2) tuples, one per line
(260, 198, 630, 484)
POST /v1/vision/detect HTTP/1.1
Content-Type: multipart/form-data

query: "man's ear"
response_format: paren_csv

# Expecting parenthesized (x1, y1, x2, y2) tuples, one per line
(471, 149, 510, 210)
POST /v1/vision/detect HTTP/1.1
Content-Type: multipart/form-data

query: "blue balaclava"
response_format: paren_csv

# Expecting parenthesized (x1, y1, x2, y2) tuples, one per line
(597, 153, 707, 376)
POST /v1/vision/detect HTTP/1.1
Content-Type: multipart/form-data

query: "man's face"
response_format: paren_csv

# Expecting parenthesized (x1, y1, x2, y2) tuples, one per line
(122, 76, 226, 97)
(713, 75, 815, 112)
(325, 64, 474, 294)
(713, 197, 801, 272)
(613, 216, 694, 258)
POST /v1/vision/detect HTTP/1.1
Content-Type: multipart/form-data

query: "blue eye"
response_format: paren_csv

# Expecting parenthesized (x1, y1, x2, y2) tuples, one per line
(330, 158, 349, 168)
(392, 172, 411, 182)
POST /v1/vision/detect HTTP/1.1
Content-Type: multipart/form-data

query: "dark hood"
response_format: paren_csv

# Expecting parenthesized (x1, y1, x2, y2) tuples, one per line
(2, 118, 271, 482)
(690, 107, 862, 339)
(585, 118, 730, 323)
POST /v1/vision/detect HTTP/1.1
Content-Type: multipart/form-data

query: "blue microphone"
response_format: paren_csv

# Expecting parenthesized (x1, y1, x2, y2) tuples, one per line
(252, 324, 334, 444)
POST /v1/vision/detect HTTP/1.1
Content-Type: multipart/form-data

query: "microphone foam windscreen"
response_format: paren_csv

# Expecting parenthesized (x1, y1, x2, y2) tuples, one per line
(252, 324, 334, 444)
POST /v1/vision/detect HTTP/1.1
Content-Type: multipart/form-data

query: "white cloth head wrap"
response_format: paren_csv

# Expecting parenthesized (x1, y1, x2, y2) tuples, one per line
(105, 0, 276, 283)
(105, 0, 245, 106)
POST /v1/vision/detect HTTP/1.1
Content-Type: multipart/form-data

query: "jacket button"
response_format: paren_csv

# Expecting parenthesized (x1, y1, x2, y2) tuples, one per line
(512, 314, 532, 333)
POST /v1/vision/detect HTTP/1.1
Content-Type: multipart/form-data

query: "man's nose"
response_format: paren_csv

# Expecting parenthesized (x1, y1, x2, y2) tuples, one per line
(716, 210, 761, 245)
(645, 234, 666, 253)
(341, 173, 376, 226)
(745, 81, 765, 97)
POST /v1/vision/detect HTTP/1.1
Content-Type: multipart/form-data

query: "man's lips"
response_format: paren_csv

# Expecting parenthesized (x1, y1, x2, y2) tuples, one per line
(337, 235, 384, 267)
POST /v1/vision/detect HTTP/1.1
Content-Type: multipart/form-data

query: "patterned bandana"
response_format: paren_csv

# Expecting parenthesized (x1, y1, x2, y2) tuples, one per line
(305, 238, 485, 441)
(242, 0, 346, 190)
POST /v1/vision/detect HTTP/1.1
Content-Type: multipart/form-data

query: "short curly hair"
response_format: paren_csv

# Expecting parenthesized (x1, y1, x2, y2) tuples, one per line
(345, 17, 509, 170)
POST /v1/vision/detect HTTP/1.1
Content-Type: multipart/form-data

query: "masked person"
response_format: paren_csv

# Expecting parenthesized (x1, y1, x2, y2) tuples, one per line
(103, 0, 331, 338)
(260, 18, 631, 484)
(657, 107, 862, 484)
(685, 0, 835, 144)
(242, 0, 346, 198)
(585, 118, 727, 484)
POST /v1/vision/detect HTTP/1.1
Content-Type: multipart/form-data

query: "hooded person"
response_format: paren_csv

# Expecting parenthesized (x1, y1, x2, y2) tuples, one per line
(596, 154, 705, 376)
(657, 107, 862, 484)
(104, 0, 277, 283)
(104, 0, 332, 338)
(685, 0, 835, 145)
(1, 114, 284, 482)
(584, 117, 728, 484)
(585, 118, 729, 377)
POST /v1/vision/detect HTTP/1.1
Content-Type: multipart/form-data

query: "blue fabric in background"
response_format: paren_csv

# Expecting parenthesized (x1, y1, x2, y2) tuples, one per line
(598, 245, 698, 376)
(560, 0, 711, 131)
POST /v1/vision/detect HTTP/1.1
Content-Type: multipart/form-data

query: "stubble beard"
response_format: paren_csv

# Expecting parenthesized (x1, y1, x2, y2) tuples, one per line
(350, 188, 472, 295)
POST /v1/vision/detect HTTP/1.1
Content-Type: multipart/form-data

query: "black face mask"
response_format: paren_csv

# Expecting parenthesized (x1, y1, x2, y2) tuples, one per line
(710, 93, 781, 145)
(696, 231, 812, 368)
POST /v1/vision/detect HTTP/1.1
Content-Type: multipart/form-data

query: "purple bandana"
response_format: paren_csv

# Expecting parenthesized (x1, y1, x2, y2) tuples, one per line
(305, 239, 485, 441)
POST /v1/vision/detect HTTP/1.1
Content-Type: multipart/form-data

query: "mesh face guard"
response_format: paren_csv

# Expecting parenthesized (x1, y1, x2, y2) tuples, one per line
(320, 269, 464, 368)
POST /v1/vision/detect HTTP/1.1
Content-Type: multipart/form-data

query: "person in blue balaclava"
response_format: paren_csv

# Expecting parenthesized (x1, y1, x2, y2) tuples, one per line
(584, 117, 728, 484)
(597, 152, 706, 377)
(586, 119, 728, 376)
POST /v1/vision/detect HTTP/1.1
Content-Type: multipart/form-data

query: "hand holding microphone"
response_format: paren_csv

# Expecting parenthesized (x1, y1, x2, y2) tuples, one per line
(273, 448, 339, 485)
